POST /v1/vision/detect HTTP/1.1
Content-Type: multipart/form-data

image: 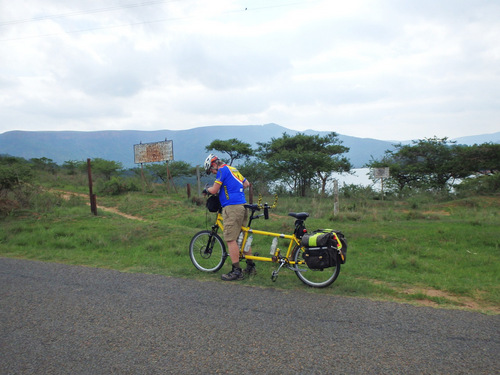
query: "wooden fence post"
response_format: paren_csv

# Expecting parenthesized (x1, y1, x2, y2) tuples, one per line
(333, 179, 339, 216)
(87, 158, 97, 215)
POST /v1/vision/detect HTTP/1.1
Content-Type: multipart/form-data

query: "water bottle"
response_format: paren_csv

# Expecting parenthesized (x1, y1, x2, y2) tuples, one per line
(237, 232, 244, 250)
(270, 237, 278, 255)
(243, 235, 253, 253)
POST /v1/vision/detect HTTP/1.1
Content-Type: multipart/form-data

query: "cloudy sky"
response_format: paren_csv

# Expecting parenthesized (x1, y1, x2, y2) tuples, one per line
(1, 0, 499, 141)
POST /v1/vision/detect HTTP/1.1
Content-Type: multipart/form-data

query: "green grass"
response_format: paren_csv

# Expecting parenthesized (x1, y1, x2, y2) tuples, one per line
(1, 190, 499, 314)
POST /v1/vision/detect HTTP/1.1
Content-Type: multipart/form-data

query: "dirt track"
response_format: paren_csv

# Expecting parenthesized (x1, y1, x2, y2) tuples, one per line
(1, 257, 499, 374)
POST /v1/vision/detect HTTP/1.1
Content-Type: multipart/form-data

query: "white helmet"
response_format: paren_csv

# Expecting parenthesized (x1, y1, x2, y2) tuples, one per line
(204, 154, 219, 175)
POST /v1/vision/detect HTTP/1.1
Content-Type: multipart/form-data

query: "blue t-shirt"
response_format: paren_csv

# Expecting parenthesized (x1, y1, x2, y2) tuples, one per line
(215, 164, 247, 207)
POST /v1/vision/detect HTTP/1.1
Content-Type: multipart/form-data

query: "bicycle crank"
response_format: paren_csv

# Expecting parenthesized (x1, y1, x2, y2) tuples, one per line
(270, 261, 286, 282)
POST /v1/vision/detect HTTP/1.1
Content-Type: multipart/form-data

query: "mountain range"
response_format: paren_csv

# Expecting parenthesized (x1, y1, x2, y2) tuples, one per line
(1, 123, 499, 169)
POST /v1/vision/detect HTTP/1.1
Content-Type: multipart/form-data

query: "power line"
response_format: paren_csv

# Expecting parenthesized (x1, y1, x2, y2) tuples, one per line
(0, 0, 179, 27)
(0, 0, 316, 42)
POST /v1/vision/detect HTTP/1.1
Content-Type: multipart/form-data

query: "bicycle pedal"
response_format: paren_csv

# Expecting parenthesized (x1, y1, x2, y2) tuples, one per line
(271, 270, 278, 282)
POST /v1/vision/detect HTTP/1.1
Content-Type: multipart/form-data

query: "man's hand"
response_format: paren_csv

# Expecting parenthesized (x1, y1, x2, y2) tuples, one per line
(202, 183, 212, 196)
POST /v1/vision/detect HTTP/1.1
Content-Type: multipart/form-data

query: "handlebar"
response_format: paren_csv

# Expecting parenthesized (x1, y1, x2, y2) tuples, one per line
(257, 194, 278, 210)
(258, 194, 278, 220)
(244, 195, 279, 224)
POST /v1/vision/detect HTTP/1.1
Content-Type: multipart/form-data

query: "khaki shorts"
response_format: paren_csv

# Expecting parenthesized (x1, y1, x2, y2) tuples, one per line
(222, 204, 248, 242)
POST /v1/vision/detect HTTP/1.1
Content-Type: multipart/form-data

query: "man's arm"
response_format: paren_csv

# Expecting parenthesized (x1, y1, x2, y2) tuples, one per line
(204, 181, 222, 195)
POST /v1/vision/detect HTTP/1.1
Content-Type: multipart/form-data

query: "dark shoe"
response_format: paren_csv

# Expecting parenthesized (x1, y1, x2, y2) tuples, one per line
(243, 261, 257, 276)
(221, 267, 244, 281)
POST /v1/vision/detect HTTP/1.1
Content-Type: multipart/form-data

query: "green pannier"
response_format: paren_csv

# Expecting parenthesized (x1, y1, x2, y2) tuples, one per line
(301, 230, 348, 269)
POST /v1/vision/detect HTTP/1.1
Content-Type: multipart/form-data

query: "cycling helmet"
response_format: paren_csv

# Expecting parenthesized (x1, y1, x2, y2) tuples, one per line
(204, 154, 219, 175)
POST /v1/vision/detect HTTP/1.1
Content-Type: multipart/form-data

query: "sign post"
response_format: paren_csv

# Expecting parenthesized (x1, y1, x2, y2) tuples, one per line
(133, 139, 175, 191)
(372, 167, 390, 199)
(333, 179, 339, 216)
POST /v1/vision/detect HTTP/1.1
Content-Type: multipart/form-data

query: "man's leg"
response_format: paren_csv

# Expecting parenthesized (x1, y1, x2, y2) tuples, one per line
(227, 240, 240, 264)
(221, 239, 244, 281)
(221, 205, 246, 281)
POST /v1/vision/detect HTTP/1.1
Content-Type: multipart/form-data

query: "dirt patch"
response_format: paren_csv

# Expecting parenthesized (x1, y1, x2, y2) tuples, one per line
(51, 190, 146, 221)
(95, 205, 146, 221)
(361, 277, 499, 314)
(402, 287, 497, 313)
(422, 210, 450, 216)
(399, 209, 450, 216)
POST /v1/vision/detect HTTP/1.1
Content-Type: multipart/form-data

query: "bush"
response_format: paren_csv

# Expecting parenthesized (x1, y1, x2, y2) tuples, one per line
(340, 184, 378, 200)
(0, 157, 33, 190)
(98, 176, 140, 196)
(456, 174, 500, 196)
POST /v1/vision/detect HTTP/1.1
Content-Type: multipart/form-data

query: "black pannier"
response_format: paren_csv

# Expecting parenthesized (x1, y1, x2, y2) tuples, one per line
(206, 195, 222, 212)
(302, 246, 335, 269)
(301, 230, 348, 269)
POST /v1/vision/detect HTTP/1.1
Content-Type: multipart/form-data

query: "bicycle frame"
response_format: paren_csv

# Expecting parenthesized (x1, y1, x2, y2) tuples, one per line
(213, 209, 344, 260)
(212, 212, 301, 264)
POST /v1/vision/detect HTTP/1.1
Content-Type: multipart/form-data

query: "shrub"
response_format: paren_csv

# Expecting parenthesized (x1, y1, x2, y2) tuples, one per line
(340, 184, 378, 200)
(98, 176, 140, 196)
(456, 174, 500, 196)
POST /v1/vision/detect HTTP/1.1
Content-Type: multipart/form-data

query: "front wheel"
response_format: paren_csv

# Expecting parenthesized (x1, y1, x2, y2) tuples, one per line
(189, 230, 227, 272)
(293, 246, 341, 288)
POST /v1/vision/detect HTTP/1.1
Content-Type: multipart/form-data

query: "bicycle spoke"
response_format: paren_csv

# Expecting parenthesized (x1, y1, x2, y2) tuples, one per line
(293, 246, 341, 288)
(189, 231, 227, 272)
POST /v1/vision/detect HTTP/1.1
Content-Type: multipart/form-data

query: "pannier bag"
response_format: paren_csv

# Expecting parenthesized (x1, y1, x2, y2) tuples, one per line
(301, 230, 348, 269)
(206, 195, 222, 212)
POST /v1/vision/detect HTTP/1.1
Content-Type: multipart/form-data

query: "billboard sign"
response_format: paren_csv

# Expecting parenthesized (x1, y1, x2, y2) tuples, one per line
(372, 167, 390, 179)
(134, 140, 174, 164)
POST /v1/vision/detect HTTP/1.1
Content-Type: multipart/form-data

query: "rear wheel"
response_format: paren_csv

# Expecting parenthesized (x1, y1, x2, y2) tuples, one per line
(189, 230, 227, 272)
(293, 245, 341, 288)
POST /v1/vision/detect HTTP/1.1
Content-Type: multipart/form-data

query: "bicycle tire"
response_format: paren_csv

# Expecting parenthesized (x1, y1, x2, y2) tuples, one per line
(189, 230, 227, 272)
(293, 245, 341, 288)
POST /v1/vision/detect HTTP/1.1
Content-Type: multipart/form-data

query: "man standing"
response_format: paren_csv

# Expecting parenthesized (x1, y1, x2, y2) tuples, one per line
(202, 154, 256, 280)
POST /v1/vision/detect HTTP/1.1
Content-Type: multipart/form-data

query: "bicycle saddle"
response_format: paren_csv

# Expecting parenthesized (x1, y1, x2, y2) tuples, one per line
(288, 212, 309, 220)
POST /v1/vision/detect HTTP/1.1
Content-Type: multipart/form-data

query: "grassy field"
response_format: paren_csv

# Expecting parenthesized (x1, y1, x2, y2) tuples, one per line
(1, 188, 499, 314)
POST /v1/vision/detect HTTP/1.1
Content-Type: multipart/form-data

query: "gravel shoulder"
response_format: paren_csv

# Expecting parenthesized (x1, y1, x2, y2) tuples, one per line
(1, 257, 499, 374)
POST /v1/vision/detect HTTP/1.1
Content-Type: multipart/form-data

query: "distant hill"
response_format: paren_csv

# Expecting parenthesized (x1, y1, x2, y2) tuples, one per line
(1, 124, 498, 169)
(453, 133, 500, 145)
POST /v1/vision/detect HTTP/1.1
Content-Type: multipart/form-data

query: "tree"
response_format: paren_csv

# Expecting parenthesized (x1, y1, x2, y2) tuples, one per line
(257, 132, 351, 196)
(205, 138, 253, 165)
(30, 157, 58, 174)
(238, 160, 273, 195)
(366, 138, 500, 194)
(314, 136, 352, 196)
(83, 158, 122, 180)
(367, 137, 457, 192)
(145, 161, 193, 184)
(62, 160, 80, 175)
(455, 143, 500, 176)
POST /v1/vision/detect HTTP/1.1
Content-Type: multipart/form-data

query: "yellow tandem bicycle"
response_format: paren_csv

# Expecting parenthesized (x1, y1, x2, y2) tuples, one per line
(189, 197, 345, 288)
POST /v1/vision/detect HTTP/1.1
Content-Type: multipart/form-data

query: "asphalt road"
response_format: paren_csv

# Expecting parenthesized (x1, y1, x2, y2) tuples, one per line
(1, 258, 498, 374)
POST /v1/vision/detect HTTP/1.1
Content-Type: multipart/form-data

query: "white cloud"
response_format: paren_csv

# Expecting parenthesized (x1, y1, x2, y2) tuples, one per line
(0, 0, 499, 140)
